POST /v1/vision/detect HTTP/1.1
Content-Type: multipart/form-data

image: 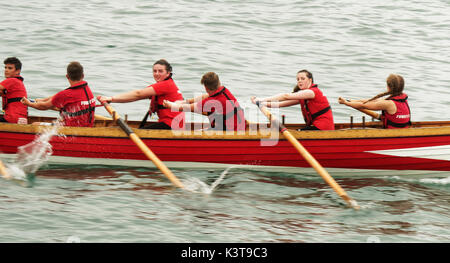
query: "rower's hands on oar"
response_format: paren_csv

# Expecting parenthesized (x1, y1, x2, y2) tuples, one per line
(97, 95, 112, 104)
(163, 100, 175, 109)
(254, 103, 360, 210)
(251, 96, 260, 105)
(21, 97, 32, 106)
(338, 97, 349, 105)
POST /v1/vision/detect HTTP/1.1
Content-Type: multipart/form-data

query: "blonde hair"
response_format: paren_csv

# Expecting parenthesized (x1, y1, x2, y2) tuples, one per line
(365, 74, 405, 103)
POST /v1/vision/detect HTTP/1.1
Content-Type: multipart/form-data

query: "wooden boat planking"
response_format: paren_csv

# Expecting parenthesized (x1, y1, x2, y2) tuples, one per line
(0, 115, 449, 176)
(8, 115, 450, 139)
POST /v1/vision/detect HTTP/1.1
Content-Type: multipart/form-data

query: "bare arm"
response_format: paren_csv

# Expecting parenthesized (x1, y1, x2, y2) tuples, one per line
(338, 97, 397, 115)
(35, 96, 53, 103)
(21, 97, 59, 111)
(251, 90, 314, 108)
(262, 100, 300, 108)
(97, 86, 157, 103)
(259, 90, 315, 102)
(163, 100, 197, 112)
(184, 93, 209, 104)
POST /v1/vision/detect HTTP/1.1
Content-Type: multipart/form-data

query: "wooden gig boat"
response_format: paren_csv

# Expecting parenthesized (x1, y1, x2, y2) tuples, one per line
(0, 116, 449, 177)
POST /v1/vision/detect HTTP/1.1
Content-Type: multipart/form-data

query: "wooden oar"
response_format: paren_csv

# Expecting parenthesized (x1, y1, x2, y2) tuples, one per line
(255, 102, 360, 209)
(99, 101, 184, 189)
(94, 114, 112, 121)
(0, 159, 12, 180)
(340, 98, 381, 120)
(351, 108, 380, 120)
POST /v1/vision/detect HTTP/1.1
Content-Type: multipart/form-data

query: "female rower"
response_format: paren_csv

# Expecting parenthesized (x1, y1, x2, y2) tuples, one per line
(251, 69, 334, 130)
(97, 59, 185, 130)
(338, 73, 411, 129)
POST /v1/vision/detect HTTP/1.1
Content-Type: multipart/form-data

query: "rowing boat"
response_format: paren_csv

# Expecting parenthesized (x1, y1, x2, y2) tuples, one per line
(1, 116, 449, 177)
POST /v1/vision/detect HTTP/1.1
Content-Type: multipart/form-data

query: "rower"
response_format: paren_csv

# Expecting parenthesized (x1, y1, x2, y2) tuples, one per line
(163, 72, 246, 132)
(0, 57, 28, 124)
(251, 69, 334, 131)
(97, 59, 185, 130)
(21, 62, 96, 127)
(338, 74, 411, 129)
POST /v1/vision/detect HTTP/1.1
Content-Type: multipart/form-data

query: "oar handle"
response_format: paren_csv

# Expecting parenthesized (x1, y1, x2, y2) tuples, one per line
(99, 100, 184, 189)
(341, 100, 380, 120)
(255, 101, 359, 209)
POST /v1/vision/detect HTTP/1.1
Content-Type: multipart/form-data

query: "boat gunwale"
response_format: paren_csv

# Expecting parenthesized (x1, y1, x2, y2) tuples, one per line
(1, 120, 450, 140)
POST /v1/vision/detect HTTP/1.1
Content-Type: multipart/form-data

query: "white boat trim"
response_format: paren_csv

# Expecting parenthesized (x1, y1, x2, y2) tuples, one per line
(1, 153, 448, 178)
(367, 145, 450, 161)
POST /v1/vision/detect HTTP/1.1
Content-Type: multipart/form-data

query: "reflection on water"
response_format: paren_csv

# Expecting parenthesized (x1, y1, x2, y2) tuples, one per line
(0, 164, 449, 242)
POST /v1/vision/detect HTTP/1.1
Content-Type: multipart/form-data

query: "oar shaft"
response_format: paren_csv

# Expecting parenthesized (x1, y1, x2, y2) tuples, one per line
(342, 101, 380, 120)
(94, 114, 112, 121)
(128, 133, 184, 188)
(256, 102, 359, 209)
(100, 101, 184, 189)
(282, 131, 349, 199)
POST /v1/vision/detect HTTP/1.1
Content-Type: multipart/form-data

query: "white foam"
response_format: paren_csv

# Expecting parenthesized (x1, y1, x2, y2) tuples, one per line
(15, 123, 60, 174)
(420, 176, 450, 185)
(183, 165, 237, 194)
(2, 121, 62, 183)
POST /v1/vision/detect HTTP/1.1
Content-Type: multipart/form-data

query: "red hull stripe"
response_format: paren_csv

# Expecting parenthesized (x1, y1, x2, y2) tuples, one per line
(1, 132, 449, 171)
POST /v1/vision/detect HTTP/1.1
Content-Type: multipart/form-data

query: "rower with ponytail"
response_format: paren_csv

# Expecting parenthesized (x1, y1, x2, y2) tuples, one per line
(338, 74, 411, 129)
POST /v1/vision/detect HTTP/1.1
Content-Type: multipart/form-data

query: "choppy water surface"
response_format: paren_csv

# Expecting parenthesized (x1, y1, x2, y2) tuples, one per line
(0, 0, 449, 243)
(1, 166, 449, 242)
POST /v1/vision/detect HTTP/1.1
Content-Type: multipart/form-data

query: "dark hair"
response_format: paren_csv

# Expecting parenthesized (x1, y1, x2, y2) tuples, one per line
(67, 61, 84, 81)
(365, 74, 405, 103)
(4, 57, 22, 71)
(293, 69, 313, 92)
(201, 72, 221, 91)
(153, 59, 172, 73)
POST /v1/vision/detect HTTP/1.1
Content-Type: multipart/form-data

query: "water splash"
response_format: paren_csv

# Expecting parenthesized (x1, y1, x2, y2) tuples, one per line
(386, 175, 450, 186)
(5, 121, 62, 183)
(420, 176, 450, 185)
(183, 166, 237, 194)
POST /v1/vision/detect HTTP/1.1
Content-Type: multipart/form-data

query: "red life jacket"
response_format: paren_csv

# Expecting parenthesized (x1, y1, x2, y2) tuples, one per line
(1, 75, 28, 123)
(381, 93, 411, 129)
(202, 86, 246, 131)
(147, 74, 185, 129)
(57, 82, 95, 127)
(299, 84, 334, 130)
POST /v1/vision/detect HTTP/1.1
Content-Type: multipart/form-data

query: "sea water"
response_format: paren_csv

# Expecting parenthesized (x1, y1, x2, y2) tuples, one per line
(0, 0, 449, 243)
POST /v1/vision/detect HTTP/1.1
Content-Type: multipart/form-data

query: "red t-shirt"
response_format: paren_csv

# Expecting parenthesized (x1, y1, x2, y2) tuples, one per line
(1, 76, 28, 123)
(149, 78, 185, 129)
(51, 81, 95, 127)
